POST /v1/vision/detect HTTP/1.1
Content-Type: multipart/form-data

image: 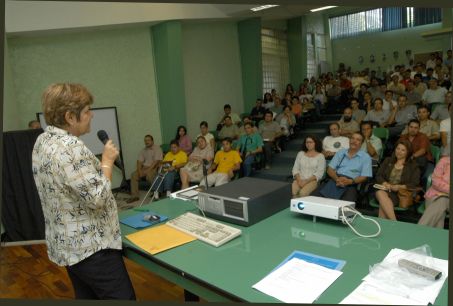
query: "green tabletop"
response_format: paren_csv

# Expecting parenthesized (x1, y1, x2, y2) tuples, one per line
(120, 198, 448, 304)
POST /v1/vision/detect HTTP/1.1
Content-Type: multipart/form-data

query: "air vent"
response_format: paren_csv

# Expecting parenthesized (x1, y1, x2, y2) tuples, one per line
(224, 200, 245, 220)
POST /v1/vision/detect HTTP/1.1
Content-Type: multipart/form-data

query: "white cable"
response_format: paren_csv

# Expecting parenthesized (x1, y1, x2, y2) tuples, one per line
(340, 205, 381, 238)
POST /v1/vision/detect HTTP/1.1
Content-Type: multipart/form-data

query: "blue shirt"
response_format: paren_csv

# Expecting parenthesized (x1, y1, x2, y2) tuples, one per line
(328, 149, 372, 179)
(236, 133, 264, 154)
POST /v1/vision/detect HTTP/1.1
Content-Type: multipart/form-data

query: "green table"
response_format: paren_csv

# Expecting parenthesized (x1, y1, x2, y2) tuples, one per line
(120, 198, 448, 304)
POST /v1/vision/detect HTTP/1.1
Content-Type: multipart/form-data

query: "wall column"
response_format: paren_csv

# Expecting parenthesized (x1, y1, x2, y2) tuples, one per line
(287, 16, 307, 87)
(238, 18, 262, 112)
(151, 21, 186, 143)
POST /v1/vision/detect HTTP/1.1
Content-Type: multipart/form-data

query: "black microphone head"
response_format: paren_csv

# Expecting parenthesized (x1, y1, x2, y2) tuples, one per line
(97, 130, 109, 144)
(203, 159, 209, 165)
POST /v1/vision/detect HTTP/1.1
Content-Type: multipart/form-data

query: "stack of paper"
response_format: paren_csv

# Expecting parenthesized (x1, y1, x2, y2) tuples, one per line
(253, 257, 343, 303)
(341, 248, 448, 305)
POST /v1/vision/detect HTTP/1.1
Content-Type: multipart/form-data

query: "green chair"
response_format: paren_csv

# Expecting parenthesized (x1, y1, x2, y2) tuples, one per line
(372, 127, 389, 142)
(430, 144, 441, 164)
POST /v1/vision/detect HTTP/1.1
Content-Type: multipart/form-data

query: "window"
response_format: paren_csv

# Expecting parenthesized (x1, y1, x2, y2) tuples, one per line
(261, 28, 290, 96)
(330, 7, 442, 39)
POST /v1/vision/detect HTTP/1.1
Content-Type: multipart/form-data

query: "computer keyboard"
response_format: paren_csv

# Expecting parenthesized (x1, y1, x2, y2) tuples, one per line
(166, 212, 242, 247)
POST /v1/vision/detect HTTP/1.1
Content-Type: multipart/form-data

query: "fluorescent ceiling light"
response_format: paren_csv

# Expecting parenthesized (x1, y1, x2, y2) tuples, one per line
(250, 5, 279, 12)
(310, 6, 337, 12)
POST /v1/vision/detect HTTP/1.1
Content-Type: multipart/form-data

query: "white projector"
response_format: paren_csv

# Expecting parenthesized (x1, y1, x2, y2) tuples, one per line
(290, 196, 355, 221)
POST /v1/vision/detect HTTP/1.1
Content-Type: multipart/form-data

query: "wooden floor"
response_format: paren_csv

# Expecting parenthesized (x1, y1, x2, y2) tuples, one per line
(0, 243, 185, 301)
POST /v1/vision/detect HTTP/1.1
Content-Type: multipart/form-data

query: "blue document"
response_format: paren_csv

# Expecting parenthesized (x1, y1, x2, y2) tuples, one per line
(120, 211, 168, 229)
(274, 250, 346, 271)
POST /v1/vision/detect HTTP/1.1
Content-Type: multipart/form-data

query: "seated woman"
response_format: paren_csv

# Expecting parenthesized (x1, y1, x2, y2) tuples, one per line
(375, 139, 420, 220)
(291, 135, 326, 198)
(418, 156, 450, 228)
(197, 121, 215, 152)
(154, 140, 187, 197)
(276, 105, 296, 137)
(175, 125, 192, 155)
(180, 136, 214, 189)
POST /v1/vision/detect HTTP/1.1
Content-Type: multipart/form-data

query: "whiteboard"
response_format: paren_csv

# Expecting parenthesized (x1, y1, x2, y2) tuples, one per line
(37, 107, 123, 156)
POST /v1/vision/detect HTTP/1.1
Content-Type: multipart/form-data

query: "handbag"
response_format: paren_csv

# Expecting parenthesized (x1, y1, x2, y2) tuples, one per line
(397, 188, 413, 208)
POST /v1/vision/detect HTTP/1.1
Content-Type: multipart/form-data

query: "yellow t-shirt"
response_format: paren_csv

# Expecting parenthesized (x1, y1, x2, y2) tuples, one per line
(214, 150, 242, 174)
(163, 150, 188, 167)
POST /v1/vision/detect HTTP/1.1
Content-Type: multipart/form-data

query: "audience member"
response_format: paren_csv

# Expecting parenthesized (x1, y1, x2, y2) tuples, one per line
(368, 77, 381, 99)
(180, 136, 214, 189)
(349, 98, 366, 124)
(418, 156, 450, 228)
(401, 105, 439, 141)
(200, 138, 241, 187)
(382, 90, 397, 112)
(431, 91, 452, 123)
(313, 133, 372, 202)
(322, 122, 349, 159)
(197, 121, 215, 152)
(263, 92, 274, 109)
(405, 80, 422, 105)
(360, 121, 382, 162)
(218, 104, 241, 129)
(385, 95, 417, 138)
(363, 98, 390, 127)
(235, 122, 263, 177)
(269, 96, 283, 115)
(399, 119, 433, 175)
(175, 125, 192, 155)
(362, 91, 373, 111)
(259, 111, 282, 169)
(375, 139, 420, 221)
(154, 140, 187, 197)
(218, 116, 239, 140)
(439, 103, 451, 156)
(422, 79, 448, 106)
(276, 105, 296, 137)
(338, 107, 360, 137)
(413, 73, 427, 97)
(28, 120, 41, 129)
(250, 98, 266, 125)
(127, 134, 163, 203)
(238, 116, 258, 136)
(387, 74, 405, 96)
(291, 135, 326, 197)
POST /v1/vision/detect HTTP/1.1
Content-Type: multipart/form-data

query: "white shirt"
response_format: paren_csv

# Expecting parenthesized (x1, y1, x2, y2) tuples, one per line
(322, 136, 350, 153)
(292, 151, 326, 181)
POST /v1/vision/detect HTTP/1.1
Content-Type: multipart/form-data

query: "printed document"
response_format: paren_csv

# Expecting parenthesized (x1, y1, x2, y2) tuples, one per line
(253, 257, 342, 303)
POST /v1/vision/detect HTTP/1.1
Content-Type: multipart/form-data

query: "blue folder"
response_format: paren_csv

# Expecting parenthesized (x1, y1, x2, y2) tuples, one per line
(274, 250, 346, 271)
(120, 211, 168, 229)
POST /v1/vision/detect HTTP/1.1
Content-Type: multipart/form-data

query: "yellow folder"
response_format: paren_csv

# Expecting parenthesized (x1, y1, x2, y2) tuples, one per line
(125, 224, 196, 255)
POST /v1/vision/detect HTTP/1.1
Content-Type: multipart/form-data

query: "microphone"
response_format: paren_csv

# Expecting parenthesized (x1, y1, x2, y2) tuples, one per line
(97, 130, 124, 171)
(202, 159, 209, 176)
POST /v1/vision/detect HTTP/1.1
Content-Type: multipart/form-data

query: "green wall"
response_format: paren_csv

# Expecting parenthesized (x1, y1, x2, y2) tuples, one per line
(287, 17, 307, 86)
(238, 18, 262, 112)
(331, 23, 450, 72)
(152, 21, 186, 144)
(6, 26, 161, 187)
(182, 21, 243, 136)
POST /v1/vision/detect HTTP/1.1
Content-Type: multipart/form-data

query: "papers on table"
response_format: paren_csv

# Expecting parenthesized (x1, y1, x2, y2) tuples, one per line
(253, 257, 343, 303)
(341, 248, 448, 305)
(275, 250, 346, 271)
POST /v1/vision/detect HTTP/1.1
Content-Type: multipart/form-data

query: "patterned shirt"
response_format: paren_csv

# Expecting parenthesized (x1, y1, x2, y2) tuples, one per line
(32, 126, 122, 266)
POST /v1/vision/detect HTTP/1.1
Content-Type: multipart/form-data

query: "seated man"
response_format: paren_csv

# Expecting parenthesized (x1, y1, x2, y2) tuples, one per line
(401, 105, 439, 141)
(338, 107, 360, 137)
(127, 134, 163, 203)
(238, 116, 258, 136)
(218, 116, 239, 140)
(250, 98, 266, 126)
(431, 91, 452, 124)
(422, 79, 448, 107)
(360, 121, 382, 163)
(235, 122, 263, 177)
(259, 111, 283, 169)
(312, 132, 372, 202)
(200, 138, 242, 187)
(217, 104, 241, 130)
(399, 119, 433, 176)
(28, 120, 41, 129)
(363, 98, 390, 127)
(154, 140, 188, 197)
(385, 94, 417, 138)
(349, 98, 366, 124)
(322, 122, 349, 160)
